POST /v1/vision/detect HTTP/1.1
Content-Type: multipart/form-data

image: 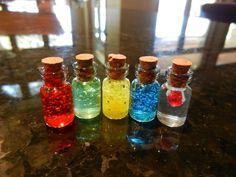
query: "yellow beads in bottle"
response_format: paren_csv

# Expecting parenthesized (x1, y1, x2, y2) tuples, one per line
(102, 78, 130, 119)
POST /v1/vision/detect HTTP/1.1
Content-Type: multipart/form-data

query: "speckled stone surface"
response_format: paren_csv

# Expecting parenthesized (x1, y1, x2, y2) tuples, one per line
(0, 0, 236, 177)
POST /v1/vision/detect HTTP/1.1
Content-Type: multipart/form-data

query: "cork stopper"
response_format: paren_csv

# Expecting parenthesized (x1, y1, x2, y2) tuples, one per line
(138, 56, 159, 84)
(172, 58, 192, 75)
(107, 54, 127, 80)
(74, 53, 95, 82)
(75, 53, 94, 68)
(108, 54, 126, 68)
(41, 57, 63, 65)
(41, 57, 63, 72)
(139, 56, 158, 70)
(41, 57, 64, 86)
(170, 58, 192, 88)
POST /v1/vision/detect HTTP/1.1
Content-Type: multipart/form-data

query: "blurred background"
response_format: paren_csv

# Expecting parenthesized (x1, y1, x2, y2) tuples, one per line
(0, 0, 236, 99)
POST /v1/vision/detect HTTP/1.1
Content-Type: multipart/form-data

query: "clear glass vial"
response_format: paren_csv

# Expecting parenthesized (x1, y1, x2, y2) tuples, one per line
(39, 57, 74, 128)
(102, 54, 130, 119)
(129, 56, 160, 122)
(157, 58, 193, 127)
(72, 54, 101, 119)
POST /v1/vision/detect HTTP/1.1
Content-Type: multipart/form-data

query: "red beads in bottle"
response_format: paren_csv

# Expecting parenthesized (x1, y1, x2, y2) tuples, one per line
(40, 57, 74, 128)
(166, 90, 184, 107)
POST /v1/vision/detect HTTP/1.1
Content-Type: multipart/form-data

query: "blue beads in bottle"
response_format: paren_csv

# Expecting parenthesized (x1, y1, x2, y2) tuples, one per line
(130, 80, 160, 121)
(129, 56, 160, 122)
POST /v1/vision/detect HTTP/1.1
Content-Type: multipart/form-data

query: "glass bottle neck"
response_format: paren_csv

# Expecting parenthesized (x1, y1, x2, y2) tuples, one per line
(44, 71, 66, 87)
(137, 72, 157, 84)
(38, 65, 67, 87)
(73, 62, 95, 82)
(76, 75, 95, 82)
(165, 66, 193, 89)
(166, 81, 187, 91)
(136, 65, 159, 84)
(107, 76, 127, 80)
(106, 63, 129, 80)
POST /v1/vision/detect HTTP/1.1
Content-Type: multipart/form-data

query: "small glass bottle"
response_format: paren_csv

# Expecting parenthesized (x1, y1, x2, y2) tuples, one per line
(72, 54, 101, 119)
(129, 56, 160, 122)
(157, 58, 193, 127)
(39, 57, 74, 128)
(102, 54, 130, 119)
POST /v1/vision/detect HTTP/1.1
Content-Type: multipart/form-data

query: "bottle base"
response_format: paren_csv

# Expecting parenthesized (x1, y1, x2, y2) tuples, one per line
(105, 116, 127, 120)
(44, 113, 74, 128)
(74, 109, 100, 119)
(130, 110, 155, 122)
(157, 111, 186, 127)
(103, 113, 128, 120)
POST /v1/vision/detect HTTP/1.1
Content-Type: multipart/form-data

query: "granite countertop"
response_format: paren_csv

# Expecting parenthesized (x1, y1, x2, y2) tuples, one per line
(0, 0, 236, 176)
